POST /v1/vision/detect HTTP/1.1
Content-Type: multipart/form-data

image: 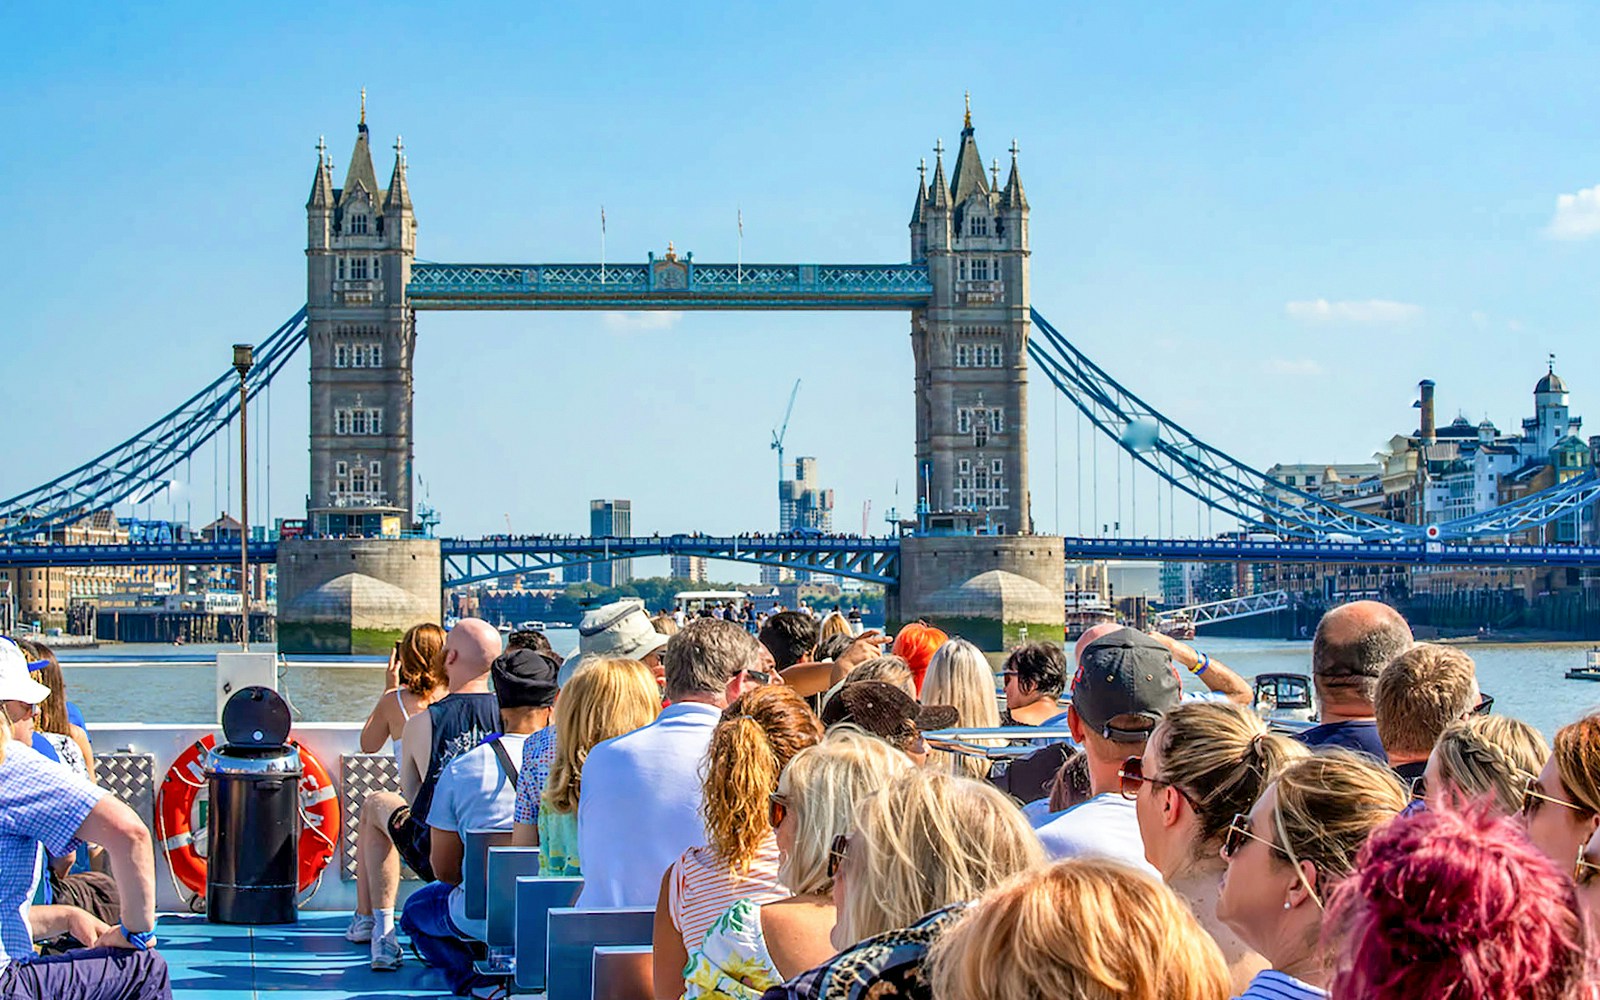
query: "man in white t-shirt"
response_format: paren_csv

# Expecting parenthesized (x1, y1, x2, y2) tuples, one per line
(399, 647, 557, 998)
(1034, 629, 1182, 877)
(576, 619, 768, 908)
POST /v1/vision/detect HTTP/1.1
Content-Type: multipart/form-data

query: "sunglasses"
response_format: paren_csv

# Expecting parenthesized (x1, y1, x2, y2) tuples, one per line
(1578, 850, 1600, 886)
(767, 792, 787, 830)
(743, 669, 777, 686)
(1472, 692, 1495, 716)
(1118, 756, 1194, 805)
(827, 833, 851, 879)
(1221, 812, 1288, 860)
(1409, 775, 1427, 802)
(1521, 777, 1590, 818)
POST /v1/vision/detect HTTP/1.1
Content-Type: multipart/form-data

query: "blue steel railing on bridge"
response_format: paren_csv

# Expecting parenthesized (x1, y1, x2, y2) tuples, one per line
(1060, 535, 1600, 566)
(406, 262, 933, 309)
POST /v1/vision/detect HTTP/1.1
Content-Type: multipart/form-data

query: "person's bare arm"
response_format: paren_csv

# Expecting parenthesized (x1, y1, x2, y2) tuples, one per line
(77, 796, 156, 943)
(652, 865, 689, 1000)
(779, 631, 892, 696)
(430, 827, 465, 887)
(399, 710, 432, 802)
(359, 691, 396, 755)
(511, 821, 540, 848)
(29, 904, 109, 944)
(1147, 631, 1251, 705)
(69, 726, 96, 784)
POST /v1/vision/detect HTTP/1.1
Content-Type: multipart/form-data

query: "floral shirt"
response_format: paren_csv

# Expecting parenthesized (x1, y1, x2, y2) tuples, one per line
(684, 898, 783, 1000)
(758, 905, 964, 1000)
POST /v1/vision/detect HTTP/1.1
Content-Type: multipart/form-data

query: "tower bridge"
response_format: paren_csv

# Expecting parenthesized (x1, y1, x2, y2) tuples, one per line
(3, 98, 1599, 651)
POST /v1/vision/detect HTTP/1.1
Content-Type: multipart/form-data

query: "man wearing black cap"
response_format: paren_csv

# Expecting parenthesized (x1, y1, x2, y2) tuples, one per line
(398, 647, 558, 997)
(1033, 628, 1181, 876)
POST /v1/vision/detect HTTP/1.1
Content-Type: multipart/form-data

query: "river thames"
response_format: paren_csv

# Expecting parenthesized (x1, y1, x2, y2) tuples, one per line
(55, 634, 1600, 741)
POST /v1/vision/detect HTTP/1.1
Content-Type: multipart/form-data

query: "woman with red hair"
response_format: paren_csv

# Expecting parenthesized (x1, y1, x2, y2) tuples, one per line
(1328, 805, 1587, 1000)
(890, 622, 947, 695)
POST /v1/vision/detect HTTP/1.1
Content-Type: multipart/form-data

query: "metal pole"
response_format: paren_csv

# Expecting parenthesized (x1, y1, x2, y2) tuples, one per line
(233, 345, 254, 649)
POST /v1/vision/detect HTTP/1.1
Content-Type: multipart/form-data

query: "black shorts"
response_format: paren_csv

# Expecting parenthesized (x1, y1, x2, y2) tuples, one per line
(386, 804, 434, 882)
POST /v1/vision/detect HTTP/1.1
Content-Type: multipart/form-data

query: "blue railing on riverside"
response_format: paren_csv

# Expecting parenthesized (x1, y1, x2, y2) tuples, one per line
(407, 262, 933, 309)
(2, 535, 1600, 585)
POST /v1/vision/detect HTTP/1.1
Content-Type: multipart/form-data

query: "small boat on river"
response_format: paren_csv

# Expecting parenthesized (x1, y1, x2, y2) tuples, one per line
(1566, 647, 1600, 681)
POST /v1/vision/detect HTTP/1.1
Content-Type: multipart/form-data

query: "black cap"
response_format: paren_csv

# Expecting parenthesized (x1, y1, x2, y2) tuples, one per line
(1071, 628, 1182, 742)
(492, 647, 560, 709)
(821, 680, 959, 751)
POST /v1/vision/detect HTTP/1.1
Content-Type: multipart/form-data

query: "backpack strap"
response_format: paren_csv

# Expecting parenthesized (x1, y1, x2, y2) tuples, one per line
(490, 737, 520, 786)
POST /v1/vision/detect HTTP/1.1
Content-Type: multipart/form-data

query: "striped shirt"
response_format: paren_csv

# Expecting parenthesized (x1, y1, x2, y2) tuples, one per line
(1235, 970, 1328, 1000)
(669, 836, 786, 953)
(0, 741, 105, 972)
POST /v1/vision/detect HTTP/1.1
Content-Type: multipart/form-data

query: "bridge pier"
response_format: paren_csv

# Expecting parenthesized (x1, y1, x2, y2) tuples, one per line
(276, 537, 442, 654)
(888, 535, 1065, 649)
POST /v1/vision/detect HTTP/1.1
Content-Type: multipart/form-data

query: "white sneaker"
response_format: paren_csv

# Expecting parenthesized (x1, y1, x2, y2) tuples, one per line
(344, 912, 374, 944)
(370, 931, 403, 971)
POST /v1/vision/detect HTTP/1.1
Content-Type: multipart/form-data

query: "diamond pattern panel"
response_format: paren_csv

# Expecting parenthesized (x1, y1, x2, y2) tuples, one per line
(339, 753, 411, 881)
(95, 753, 155, 831)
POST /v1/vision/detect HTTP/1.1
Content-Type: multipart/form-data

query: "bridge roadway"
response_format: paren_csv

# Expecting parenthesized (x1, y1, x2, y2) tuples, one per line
(0, 534, 1596, 587)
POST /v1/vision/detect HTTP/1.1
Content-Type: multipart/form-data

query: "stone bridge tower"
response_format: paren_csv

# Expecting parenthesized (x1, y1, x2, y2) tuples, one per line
(305, 97, 417, 536)
(909, 99, 1031, 535)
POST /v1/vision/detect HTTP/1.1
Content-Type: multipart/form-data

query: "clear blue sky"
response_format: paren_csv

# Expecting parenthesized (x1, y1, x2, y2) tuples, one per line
(3, 2, 1599, 559)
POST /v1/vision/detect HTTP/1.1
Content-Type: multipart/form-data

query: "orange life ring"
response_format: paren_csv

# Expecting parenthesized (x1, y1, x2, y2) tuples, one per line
(155, 735, 342, 897)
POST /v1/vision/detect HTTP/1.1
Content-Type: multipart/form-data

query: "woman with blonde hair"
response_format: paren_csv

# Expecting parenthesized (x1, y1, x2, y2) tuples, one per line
(654, 686, 823, 1000)
(918, 638, 1000, 780)
(1126, 702, 1307, 993)
(817, 611, 852, 642)
(358, 622, 447, 758)
(1523, 712, 1600, 876)
(1215, 752, 1406, 999)
(764, 768, 1045, 1000)
(1422, 714, 1547, 815)
(511, 657, 660, 871)
(929, 858, 1232, 1000)
(682, 729, 911, 1000)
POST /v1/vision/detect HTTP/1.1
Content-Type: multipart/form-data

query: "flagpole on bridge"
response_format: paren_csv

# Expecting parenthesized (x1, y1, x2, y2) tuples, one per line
(600, 205, 607, 285)
(737, 208, 743, 284)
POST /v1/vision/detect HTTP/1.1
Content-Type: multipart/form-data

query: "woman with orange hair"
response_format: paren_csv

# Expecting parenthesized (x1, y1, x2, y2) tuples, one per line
(358, 622, 448, 759)
(891, 621, 948, 696)
(653, 686, 823, 1000)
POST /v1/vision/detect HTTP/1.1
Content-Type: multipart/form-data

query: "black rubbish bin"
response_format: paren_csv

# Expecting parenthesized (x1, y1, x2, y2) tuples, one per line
(205, 685, 301, 925)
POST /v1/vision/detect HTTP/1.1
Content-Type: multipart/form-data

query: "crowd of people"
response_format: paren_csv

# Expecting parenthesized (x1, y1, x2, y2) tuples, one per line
(10, 595, 1600, 999)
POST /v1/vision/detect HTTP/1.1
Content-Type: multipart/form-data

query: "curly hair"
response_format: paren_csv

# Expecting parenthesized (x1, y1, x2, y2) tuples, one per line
(702, 686, 823, 869)
(397, 623, 448, 698)
(1433, 715, 1548, 816)
(1328, 805, 1586, 1000)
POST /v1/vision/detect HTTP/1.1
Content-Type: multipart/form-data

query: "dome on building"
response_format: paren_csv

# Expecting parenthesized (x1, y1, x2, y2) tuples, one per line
(282, 572, 435, 630)
(919, 569, 1061, 624)
(1450, 415, 1472, 429)
(1537, 369, 1568, 395)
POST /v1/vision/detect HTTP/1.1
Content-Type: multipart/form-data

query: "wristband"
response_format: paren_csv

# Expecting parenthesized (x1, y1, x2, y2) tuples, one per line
(120, 924, 156, 951)
(1191, 652, 1210, 676)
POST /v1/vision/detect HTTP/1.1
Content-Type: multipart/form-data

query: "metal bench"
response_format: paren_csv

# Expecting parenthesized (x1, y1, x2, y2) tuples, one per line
(593, 944, 654, 1000)
(470, 846, 544, 978)
(545, 907, 655, 1000)
(461, 827, 513, 923)
(510, 873, 584, 990)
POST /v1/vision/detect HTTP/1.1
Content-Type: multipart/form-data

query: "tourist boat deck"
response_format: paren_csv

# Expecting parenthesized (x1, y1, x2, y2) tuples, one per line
(161, 913, 435, 998)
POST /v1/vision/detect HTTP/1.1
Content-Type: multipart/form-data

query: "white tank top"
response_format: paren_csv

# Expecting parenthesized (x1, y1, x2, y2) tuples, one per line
(391, 688, 413, 761)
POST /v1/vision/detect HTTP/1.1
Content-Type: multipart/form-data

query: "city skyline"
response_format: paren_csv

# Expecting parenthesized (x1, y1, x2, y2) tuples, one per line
(3, 4, 1599, 555)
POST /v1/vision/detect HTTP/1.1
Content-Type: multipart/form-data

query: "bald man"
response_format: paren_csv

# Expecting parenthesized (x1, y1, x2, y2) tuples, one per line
(1296, 600, 1412, 760)
(351, 618, 503, 971)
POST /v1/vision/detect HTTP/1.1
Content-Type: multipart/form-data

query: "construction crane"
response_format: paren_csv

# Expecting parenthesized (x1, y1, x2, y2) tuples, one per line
(770, 378, 802, 493)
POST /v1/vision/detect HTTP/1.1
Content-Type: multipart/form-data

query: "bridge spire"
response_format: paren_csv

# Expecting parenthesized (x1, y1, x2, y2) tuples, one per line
(341, 104, 380, 205)
(307, 136, 334, 209)
(384, 134, 412, 213)
(910, 158, 927, 224)
(929, 139, 949, 210)
(1003, 138, 1028, 210)
(948, 97, 989, 204)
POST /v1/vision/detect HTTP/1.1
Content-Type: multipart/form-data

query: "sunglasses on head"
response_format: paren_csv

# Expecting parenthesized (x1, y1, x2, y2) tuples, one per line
(826, 833, 851, 879)
(1521, 777, 1590, 818)
(1117, 756, 1193, 805)
(1221, 812, 1288, 860)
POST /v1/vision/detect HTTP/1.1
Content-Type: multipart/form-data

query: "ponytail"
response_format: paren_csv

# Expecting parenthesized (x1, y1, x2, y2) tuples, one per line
(704, 687, 823, 869)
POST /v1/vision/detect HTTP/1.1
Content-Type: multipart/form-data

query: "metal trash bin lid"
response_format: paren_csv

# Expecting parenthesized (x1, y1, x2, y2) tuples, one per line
(220, 686, 292, 748)
(205, 745, 302, 777)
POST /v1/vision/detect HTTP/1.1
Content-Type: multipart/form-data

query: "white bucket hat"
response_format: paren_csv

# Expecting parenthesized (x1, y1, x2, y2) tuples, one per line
(0, 638, 51, 705)
(560, 598, 671, 686)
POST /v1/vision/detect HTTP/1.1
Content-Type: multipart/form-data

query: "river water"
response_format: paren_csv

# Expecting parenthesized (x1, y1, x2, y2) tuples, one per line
(56, 633, 1600, 742)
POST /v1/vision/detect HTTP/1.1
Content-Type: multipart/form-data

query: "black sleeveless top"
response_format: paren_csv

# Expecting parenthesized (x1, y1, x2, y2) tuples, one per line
(409, 691, 500, 827)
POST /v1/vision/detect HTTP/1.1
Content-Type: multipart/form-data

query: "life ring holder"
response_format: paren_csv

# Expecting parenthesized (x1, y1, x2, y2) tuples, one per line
(155, 735, 341, 909)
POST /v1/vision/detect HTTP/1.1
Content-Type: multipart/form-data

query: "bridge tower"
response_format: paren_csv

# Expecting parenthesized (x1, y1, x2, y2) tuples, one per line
(305, 98, 417, 536)
(282, 99, 439, 655)
(890, 102, 1064, 646)
(910, 99, 1030, 535)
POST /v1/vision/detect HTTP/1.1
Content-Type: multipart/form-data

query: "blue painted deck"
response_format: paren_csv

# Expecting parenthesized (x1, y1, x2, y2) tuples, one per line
(162, 913, 442, 999)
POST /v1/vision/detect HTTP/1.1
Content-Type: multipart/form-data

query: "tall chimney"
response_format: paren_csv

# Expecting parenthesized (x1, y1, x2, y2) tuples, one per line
(1419, 380, 1437, 446)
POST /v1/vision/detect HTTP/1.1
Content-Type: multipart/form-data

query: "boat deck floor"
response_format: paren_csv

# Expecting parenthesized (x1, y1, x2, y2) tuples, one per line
(162, 912, 443, 998)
